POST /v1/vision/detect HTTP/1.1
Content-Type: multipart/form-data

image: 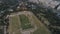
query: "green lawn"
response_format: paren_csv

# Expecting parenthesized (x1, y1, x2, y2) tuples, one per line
(9, 16, 21, 34)
(32, 15, 51, 34)
(19, 14, 33, 30)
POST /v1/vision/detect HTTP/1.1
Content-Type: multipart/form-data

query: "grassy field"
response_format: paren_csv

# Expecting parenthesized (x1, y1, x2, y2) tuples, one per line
(31, 14, 51, 34)
(19, 14, 33, 30)
(8, 14, 33, 34)
(8, 15, 21, 34)
(8, 11, 51, 34)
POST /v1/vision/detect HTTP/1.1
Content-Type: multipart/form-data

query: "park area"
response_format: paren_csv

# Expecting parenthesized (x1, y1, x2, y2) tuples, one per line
(8, 14, 33, 34)
(8, 15, 21, 34)
(19, 14, 33, 30)
(8, 11, 51, 34)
